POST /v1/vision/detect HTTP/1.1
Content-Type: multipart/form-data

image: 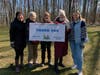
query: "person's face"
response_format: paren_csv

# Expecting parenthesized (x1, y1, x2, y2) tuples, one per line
(72, 13, 80, 21)
(59, 14, 65, 21)
(44, 16, 50, 22)
(29, 15, 36, 21)
(17, 14, 24, 22)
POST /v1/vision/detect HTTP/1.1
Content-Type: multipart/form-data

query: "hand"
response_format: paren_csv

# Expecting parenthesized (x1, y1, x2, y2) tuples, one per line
(80, 43, 85, 49)
(55, 22, 58, 24)
(10, 42, 15, 48)
(81, 38, 85, 42)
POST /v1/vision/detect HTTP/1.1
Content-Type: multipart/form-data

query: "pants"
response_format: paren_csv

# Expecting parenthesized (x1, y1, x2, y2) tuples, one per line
(28, 43, 38, 64)
(14, 47, 24, 60)
(41, 42, 51, 63)
(54, 57, 63, 68)
(14, 47, 24, 66)
(70, 40, 83, 71)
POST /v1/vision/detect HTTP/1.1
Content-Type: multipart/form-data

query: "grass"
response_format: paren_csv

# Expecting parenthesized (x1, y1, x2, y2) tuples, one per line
(0, 26, 100, 75)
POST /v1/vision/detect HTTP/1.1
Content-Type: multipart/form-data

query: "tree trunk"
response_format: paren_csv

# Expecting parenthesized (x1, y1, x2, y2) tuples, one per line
(92, 0, 98, 24)
(82, 0, 87, 18)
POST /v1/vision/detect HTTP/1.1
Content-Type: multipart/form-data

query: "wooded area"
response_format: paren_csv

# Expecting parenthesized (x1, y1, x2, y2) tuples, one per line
(0, 0, 100, 26)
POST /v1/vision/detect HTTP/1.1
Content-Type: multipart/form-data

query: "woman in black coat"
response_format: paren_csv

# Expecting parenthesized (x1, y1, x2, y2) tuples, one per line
(10, 11, 26, 73)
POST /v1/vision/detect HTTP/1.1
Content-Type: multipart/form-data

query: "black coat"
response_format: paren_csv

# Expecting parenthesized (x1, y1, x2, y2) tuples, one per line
(10, 18, 26, 49)
(25, 18, 36, 43)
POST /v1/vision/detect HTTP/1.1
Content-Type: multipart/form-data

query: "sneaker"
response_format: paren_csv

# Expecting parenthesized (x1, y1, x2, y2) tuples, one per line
(33, 61, 39, 65)
(78, 71, 83, 75)
(28, 63, 33, 68)
(41, 63, 45, 67)
(15, 67, 20, 73)
(20, 64, 24, 69)
(33, 62, 39, 65)
(59, 63, 65, 67)
(48, 64, 52, 67)
(71, 65, 77, 69)
(54, 67, 60, 74)
(48, 62, 52, 67)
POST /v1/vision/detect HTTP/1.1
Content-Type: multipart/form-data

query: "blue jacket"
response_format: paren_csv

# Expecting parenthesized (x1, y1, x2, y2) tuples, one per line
(69, 20, 88, 43)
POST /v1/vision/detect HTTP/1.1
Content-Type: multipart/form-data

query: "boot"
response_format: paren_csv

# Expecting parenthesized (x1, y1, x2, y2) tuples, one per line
(54, 58, 60, 74)
(15, 59, 20, 73)
(59, 57, 65, 67)
(20, 56, 24, 69)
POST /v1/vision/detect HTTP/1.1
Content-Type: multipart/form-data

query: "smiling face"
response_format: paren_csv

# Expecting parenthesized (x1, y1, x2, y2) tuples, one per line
(72, 12, 80, 21)
(59, 14, 65, 21)
(43, 12, 51, 22)
(44, 15, 50, 22)
(17, 14, 24, 22)
(29, 12, 37, 21)
(29, 15, 36, 21)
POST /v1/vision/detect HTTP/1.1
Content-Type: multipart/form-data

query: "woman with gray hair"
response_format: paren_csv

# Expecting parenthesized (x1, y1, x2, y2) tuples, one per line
(54, 9, 70, 74)
(26, 11, 39, 68)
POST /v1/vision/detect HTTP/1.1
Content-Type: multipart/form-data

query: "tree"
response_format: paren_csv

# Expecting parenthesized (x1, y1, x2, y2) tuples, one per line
(92, 0, 98, 24)
(28, 0, 30, 13)
(82, 0, 87, 18)
(0, 0, 100, 26)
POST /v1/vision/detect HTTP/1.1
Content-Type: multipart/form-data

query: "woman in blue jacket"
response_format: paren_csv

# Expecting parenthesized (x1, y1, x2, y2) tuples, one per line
(69, 11, 88, 75)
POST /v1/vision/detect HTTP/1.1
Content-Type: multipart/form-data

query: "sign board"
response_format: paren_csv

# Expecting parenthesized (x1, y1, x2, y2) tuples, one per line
(29, 23, 65, 42)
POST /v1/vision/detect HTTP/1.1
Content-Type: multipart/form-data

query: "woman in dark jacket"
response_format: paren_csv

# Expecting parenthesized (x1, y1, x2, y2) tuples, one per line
(10, 11, 26, 73)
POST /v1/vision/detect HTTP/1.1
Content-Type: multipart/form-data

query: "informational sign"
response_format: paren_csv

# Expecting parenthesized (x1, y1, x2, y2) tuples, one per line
(29, 23, 65, 42)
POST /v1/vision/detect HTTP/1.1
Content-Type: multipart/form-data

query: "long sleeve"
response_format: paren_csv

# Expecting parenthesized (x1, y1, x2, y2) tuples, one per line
(81, 21, 87, 42)
(9, 22, 16, 42)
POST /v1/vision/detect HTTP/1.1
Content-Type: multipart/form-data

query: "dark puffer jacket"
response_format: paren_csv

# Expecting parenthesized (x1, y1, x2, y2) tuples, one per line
(10, 18, 26, 49)
(25, 18, 39, 45)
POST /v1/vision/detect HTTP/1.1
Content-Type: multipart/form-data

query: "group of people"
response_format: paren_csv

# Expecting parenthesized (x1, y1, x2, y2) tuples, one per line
(9, 9, 88, 75)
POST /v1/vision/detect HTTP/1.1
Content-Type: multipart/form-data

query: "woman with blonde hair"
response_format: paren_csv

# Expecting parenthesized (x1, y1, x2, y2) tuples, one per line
(26, 11, 39, 68)
(69, 11, 88, 75)
(41, 11, 53, 67)
(54, 9, 70, 73)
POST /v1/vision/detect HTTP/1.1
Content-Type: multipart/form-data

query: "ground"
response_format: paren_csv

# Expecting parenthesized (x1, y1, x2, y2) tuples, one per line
(0, 26, 100, 75)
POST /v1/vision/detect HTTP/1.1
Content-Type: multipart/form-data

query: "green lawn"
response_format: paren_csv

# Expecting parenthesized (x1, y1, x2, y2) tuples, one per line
(0, 26, 100, 75)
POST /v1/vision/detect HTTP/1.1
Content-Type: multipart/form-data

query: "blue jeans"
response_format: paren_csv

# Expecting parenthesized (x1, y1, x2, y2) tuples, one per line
(70, 40, 83, 71)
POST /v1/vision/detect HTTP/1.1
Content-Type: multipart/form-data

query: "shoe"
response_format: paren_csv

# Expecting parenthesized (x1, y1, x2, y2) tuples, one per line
(48, 62, 52, 67)
(78, 71, 83, 75)
(28, 63, 33, 68)
(33, 61, 39, 65)
(33, 62, 39, 65)
(59, 63, 65, 67)
(15, 67, 20, 73)
(54, 66, 60, 74)
(20, 64, 24, 69)
(41, 63, 45, 67)
(48, 63, 52, 67)
(71, 65, 77, 69)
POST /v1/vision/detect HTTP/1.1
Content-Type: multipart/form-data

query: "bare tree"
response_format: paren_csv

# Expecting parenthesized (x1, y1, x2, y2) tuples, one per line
(0, 0, 100, 26)
(28, 0, 30, 13)
(82, 0, 87, 18)
(92, 0, 98, 24)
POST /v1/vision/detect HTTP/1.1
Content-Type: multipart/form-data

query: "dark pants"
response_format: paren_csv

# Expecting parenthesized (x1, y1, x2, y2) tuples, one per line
(55, 57, 63, 66)
(14, 47, 24, 60)
(14, 47, 24, 66)
(41, 42, 51, 63)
